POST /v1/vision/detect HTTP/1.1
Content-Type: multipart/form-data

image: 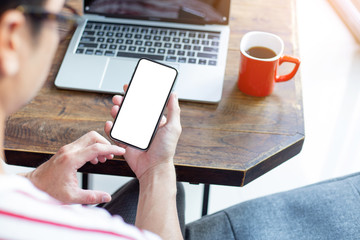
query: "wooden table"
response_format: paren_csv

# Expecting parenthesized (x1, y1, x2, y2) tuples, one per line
(4, 0, 304, 188)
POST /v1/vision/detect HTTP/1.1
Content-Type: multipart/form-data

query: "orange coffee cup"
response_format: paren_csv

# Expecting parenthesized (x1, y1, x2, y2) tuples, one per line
(238, 31, 301, 97)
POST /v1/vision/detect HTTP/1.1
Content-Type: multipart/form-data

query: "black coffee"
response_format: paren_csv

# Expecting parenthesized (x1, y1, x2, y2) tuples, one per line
(246, 46, 277, 59)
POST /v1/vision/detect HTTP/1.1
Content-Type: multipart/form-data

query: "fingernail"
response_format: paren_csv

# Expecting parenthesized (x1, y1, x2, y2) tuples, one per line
(102, 195, 111, 203)
(118, 147, 126, 154)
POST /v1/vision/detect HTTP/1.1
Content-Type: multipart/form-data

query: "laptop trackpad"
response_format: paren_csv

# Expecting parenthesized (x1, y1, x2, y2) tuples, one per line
(101, 58, 180, 94)
(101, 58, 138, 93)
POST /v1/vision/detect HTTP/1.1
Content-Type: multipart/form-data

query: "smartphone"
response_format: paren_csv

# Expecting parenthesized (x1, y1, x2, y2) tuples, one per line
(110, 58, 178, 151)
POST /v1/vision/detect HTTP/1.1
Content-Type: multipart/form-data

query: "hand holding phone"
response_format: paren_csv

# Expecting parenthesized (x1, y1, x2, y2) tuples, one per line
(106, 75, 182, 239)
(110, 58, 178, 150)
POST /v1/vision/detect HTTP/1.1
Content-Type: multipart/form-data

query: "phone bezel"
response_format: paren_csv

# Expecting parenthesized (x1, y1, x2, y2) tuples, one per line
(109, 58, 178, 151)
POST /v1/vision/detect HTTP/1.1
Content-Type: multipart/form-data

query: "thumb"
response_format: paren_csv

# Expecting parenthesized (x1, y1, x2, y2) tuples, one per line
(165, 93, 181, 130)
(74, 189, 112, 205)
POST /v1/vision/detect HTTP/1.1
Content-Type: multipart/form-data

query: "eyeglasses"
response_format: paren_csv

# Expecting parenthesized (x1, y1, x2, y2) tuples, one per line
(16, 4, 83, 42)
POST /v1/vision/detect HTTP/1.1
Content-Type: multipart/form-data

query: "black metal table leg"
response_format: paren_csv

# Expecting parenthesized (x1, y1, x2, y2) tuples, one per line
(202, 184, 210, 216)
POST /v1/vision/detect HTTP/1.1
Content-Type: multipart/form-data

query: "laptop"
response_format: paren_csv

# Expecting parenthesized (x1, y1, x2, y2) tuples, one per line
(55, 0, 231, 103)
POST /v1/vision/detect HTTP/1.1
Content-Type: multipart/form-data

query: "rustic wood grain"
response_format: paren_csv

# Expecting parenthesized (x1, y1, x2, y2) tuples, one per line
(4, 0, 304, 187)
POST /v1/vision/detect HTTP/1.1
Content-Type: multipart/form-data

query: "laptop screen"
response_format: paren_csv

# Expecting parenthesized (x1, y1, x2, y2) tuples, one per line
(84, 0, 230, 25)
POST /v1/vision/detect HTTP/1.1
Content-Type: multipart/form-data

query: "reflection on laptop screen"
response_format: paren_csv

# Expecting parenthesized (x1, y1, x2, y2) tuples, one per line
(84, 0, 230, 25)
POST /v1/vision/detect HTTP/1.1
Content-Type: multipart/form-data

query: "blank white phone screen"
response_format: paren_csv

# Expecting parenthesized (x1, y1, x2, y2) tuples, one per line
(110, 59, 177, 150)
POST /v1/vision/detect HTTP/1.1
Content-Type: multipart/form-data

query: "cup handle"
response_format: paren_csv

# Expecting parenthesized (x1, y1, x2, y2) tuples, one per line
(275, 55, 301, 82)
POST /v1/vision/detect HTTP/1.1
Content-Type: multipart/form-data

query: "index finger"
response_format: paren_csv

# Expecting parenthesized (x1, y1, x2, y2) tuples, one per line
(75, 143, 125, 169)
(70, 131, 112, 150)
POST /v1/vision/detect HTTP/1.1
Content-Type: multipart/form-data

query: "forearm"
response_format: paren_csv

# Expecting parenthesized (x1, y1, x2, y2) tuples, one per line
(136, 162, 183, 240)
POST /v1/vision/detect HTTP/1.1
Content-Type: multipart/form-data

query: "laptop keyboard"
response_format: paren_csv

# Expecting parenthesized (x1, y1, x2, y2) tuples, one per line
(75, 21, 221, 66)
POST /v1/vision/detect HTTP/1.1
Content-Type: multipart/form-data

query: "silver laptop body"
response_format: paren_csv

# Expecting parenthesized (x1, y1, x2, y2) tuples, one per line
(55, 0, 230, 103)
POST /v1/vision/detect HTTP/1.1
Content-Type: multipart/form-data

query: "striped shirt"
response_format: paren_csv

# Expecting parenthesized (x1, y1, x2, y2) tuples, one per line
(0, 175, 161, 240)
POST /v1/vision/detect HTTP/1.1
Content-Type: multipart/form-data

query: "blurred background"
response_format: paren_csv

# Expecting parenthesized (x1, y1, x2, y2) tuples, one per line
(3, 0, 360, 224)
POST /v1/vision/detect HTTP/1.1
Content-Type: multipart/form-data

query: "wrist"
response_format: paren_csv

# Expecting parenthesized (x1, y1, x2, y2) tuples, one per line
(139, 162, 177, 190)
(135, 161, 181, 239)
(19, 169, 43, 192)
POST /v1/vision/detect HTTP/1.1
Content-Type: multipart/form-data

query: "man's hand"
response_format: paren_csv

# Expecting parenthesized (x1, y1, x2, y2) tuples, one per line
(104, 88, 182, 181)
(25, 131, 125, 205)
(104, 88, 183, 239)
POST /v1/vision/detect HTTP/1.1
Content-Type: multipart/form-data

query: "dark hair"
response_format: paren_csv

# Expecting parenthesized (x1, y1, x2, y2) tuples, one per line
(0, 0, 47, 34)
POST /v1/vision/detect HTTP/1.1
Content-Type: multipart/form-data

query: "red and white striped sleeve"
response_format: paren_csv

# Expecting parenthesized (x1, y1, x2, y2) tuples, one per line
(0, 175, 161, 240)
